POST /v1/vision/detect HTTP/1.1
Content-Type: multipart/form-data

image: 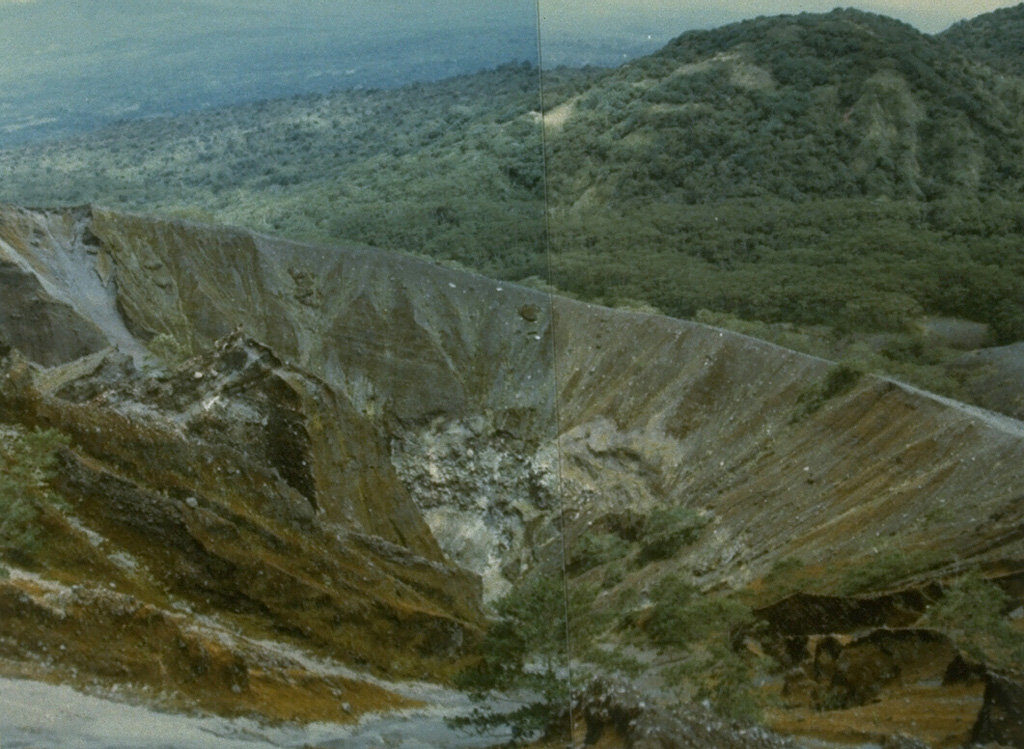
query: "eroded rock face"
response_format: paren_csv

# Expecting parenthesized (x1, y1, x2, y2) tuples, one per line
(0, 205, 144, 361)
(784, 629, 959, 710)
(6, 204, 1024, 595)
(1, 203, 1024, 745)
(756, 588, 942, 637)
(0, 261, 108, 366)
(0, 333, 484, 683)
(390, 415, 561, 599)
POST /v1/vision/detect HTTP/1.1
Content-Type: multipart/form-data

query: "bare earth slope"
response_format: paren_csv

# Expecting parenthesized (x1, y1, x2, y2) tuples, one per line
(0, 204, 1022, 746)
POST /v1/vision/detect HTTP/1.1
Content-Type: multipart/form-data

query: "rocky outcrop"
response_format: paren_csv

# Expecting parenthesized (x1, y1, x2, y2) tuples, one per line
(756, 587, 942, 636)
(576, 679, 800, 749)
(0, 331, 484, 689)
(780, 628, 961, 710)
(972, 668, 1024, 747)
(0, 261, 108, 366)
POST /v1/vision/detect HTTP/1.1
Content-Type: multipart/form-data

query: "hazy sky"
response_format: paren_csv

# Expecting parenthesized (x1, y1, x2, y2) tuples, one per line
(0, 0, 1018, 33)
(540, 0, 1020, 35)
(0, 0, 1018, 38)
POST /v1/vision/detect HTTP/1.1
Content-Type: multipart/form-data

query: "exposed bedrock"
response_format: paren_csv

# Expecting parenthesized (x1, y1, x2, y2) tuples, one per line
(2, 204, 1023, 598)
(0, 332, 484, 679)
(1, 201, 1023, 748)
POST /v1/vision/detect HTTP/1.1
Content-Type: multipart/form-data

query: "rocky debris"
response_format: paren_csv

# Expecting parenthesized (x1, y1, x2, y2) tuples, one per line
(390, 414, 560, 599)
(971, 669, 1024, 747)
(576, 680, 799, 748)
(49, 348, 137, 402)
(756, 587, 942, 637)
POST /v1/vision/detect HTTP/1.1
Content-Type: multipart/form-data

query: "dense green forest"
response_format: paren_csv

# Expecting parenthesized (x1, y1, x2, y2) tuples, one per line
(0, 62, 592, 282)
(941, 2, 1024, 77)
(2, 7, 1024, 403)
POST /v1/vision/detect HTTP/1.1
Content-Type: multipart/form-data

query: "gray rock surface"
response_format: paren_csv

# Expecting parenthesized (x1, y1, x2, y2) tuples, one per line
(0, 676, 508, 749)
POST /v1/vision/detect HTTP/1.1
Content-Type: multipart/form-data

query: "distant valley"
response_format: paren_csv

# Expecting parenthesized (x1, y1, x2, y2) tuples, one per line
(0, 0, 668, 148)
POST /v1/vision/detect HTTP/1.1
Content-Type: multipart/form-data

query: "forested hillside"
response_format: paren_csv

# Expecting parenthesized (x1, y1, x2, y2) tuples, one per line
(542, 8, 1024, 398)
(548, 8, 1024, 205)
(2, 8, 1023, 403)
(941, 2, 1024, 77)
(0, 63, 597, 283)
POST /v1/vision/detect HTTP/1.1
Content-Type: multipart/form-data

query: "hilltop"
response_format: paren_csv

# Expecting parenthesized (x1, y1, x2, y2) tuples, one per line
(547, 8, 1024, 204)
(942, 2, 1024, 77)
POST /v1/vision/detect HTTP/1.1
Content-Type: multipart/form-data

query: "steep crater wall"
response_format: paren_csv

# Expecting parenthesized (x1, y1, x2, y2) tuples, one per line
(2, 203, 1023, 601)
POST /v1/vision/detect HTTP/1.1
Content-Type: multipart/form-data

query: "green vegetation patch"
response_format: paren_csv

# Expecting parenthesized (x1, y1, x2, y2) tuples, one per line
(647, 576, 753, 648)
(924, 571, 1024, 668)
(645, 575, 767, 721)
(0, 426, 70, 573)
(449, 574, 571, 744)
(146, 333, 194, 368)
(838, 547, 949, 595)
(567, 531, 631, 575)
(791, 362, 863, 421)
(636, 506, 708, 565)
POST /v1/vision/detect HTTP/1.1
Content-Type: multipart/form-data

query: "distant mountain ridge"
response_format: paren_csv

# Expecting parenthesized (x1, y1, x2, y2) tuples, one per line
(545, 7, 1024, 206)
(941, 2, 1024, 77)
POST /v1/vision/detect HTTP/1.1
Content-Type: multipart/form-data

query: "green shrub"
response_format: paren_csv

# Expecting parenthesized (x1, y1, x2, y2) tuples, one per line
(647, 576, 764, 720)
(580, 644, 646, 678)
(820, 363, 862, 400)
(568, 582, 617, 647)
(601, 563, 626, 588)
(647, 576, 753, 649)
(924, 570, 1024, 668)
(0, 427, 70, 571)
(449, 574, 571, 744)
(568, 532, 630, 575)
(663, 641, 765, 722)
(838, 547, 947, 595)
(636, 506, 707, 565)
(147, 333, 193, 368)
(792, 362, 863, 421)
